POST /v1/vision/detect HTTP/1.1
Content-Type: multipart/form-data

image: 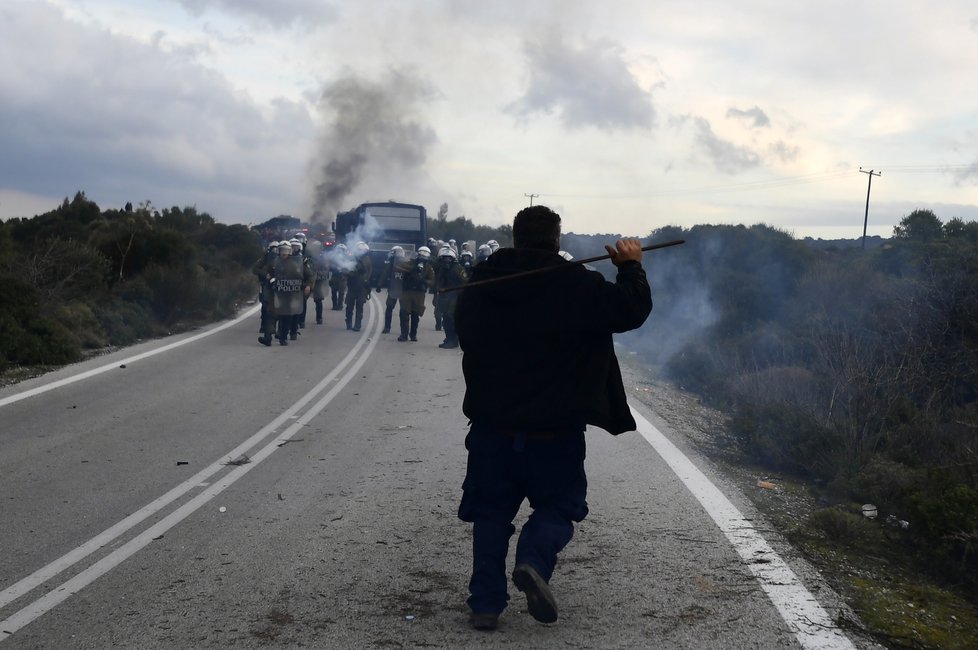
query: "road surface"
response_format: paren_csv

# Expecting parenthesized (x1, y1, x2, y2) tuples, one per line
(0, 297, 865, 648)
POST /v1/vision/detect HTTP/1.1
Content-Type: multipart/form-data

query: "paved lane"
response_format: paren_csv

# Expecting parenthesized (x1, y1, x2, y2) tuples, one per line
(1, 298, 861, 648)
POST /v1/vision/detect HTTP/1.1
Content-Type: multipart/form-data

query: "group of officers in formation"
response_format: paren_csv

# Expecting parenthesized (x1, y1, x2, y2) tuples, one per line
(252, 233, 501, 348)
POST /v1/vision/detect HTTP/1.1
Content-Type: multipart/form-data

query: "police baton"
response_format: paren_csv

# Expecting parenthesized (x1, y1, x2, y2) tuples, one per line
(438, 239, 684, 293)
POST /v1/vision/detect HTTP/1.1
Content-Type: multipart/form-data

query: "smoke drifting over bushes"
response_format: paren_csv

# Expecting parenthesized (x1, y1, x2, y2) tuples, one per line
(311, 70, 438, 222)
(559, 231, 719, 367)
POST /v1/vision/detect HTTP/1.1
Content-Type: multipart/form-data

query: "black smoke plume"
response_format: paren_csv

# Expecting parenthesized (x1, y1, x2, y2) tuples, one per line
(311, 69, 437, 222)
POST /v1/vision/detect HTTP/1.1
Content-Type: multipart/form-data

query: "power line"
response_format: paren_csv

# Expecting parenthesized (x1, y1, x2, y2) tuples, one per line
(524, 193, 539, 206)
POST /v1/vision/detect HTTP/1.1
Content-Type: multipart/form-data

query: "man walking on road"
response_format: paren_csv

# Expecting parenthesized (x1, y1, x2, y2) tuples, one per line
(454, 205, 653, 631)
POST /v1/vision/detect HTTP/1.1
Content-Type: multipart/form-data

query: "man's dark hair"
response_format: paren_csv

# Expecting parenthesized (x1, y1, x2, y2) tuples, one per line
(513, 205, 561, 251)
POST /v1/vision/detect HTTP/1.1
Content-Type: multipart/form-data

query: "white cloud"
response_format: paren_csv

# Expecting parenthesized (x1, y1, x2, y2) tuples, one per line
(506, 33, 655, 132)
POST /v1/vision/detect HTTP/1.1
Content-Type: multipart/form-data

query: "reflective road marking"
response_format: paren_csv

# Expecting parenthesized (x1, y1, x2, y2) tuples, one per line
(631, 407, 855, 650)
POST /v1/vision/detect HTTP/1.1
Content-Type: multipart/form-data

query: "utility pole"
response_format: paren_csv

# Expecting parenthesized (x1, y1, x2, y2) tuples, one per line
(524, 193, 539, 206)
(859, 167, 881, 249)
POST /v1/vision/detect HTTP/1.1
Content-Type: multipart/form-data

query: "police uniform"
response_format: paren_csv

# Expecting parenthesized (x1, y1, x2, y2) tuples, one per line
(434, 252, 468, 348)
(328, 249, 349, 310)
(377, 252, 408, 334)
(252, 246, 278, 339)
(270, 251, 308, 345)
(344, 248, 372, 331)
(398, 253, 434, 342)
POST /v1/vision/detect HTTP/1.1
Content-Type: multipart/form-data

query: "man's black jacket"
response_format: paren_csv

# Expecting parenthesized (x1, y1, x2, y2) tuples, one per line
(455, 247, 652, 435)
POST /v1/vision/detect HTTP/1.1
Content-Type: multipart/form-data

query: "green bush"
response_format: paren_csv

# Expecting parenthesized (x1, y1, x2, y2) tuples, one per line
(95, 299, 158, 346)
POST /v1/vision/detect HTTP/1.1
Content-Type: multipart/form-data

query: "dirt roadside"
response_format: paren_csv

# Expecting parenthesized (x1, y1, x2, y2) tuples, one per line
(618, 352, 978, 650)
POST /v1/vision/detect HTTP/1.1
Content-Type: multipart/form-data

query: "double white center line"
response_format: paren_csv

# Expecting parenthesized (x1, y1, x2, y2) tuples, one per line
(0, 299, 382, 639)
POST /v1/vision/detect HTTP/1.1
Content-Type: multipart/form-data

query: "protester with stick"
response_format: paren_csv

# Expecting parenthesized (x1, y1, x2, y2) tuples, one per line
(454, 205, 653, 631)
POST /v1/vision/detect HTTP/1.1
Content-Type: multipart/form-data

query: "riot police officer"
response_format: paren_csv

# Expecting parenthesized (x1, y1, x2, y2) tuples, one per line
(254, 241, 279, 337)
(307, 239, 329, 324)
(376, 246, 408, 334)
(262, 241, 311, 346)
(345, 241, 373, 332)
(328, 243, 350, 310)
(398, 246, 434, 342)
(434, 246, 468, 349)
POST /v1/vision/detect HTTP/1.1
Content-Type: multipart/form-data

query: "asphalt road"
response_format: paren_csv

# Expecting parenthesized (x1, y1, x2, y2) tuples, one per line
(0, 297, 866, 649)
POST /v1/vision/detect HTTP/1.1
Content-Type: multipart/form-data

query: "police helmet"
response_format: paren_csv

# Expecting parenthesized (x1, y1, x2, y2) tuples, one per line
(487, 239, 499, 252)
(268, 240, 280, 250)
(417, 246, 431, 259)
(278, 242, 292, 254)
(355, 241, 370, 253)
(390, 245, 404, 259)
(439, 246, 457, 260)
(294, 231, 307, 241)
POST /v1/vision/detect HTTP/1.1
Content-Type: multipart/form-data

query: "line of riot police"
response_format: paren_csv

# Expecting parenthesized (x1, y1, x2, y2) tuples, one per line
(253, 235, 502, 348)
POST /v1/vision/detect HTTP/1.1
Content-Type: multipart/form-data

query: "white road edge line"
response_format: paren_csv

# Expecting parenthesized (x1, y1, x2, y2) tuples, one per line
(0, 299, 381, 638)
(0, 304, 262, 409)
(630, 406, 855, 650)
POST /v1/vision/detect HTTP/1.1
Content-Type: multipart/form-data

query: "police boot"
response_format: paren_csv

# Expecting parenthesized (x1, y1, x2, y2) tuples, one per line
(382, 308, 393, 334)
(397, 314, 409, 342)
(258, 334, 272, 346)
(409, 314, 419, 342)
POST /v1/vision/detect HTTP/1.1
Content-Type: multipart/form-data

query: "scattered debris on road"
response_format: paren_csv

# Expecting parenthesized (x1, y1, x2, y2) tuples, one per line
(224, 454, 251, 466)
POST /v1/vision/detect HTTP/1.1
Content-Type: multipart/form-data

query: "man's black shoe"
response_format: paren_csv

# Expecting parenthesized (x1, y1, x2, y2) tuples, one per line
(512, 564, 557, 624)
(258, 335, 272, 346)
(381, 327, 390, 334)
(410, 335, 418, 342)
(438, 341, 459, 349)
(279, 338, 288, 346)
(397, 335, 408, 342)
(469, 612, 499, 631)
(289, 332, 298, 341)
(352, 326, 361, 332)
(316, 318, 323, 324)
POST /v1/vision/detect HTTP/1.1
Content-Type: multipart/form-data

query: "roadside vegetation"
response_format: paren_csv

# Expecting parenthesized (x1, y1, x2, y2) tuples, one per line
(0, 191, 260, 373)
(570, 209, 977, 647)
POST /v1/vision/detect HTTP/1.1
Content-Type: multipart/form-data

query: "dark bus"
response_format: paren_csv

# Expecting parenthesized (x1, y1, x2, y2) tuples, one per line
(334, 201, 428, 283)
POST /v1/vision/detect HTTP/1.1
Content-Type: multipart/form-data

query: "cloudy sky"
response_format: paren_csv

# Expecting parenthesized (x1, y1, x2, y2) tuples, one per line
(2, 0, 977, 238)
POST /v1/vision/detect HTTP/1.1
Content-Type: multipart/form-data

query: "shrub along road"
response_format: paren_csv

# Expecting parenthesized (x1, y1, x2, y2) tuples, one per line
(0, 298, 869, 648)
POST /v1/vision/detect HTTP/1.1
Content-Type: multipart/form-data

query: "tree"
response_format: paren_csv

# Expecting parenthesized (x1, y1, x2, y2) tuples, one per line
(893, 209, 943, 242)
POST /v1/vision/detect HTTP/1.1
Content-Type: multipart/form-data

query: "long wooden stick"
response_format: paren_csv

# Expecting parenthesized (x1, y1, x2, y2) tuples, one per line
(439, 239, 685, 293)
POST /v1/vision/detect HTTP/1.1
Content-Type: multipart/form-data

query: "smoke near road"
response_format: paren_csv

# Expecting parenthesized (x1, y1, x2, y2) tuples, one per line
(311, 69, 438, 222)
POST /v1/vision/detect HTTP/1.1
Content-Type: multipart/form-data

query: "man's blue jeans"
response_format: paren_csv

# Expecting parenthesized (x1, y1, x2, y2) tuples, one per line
(458, 423, 588, 615)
